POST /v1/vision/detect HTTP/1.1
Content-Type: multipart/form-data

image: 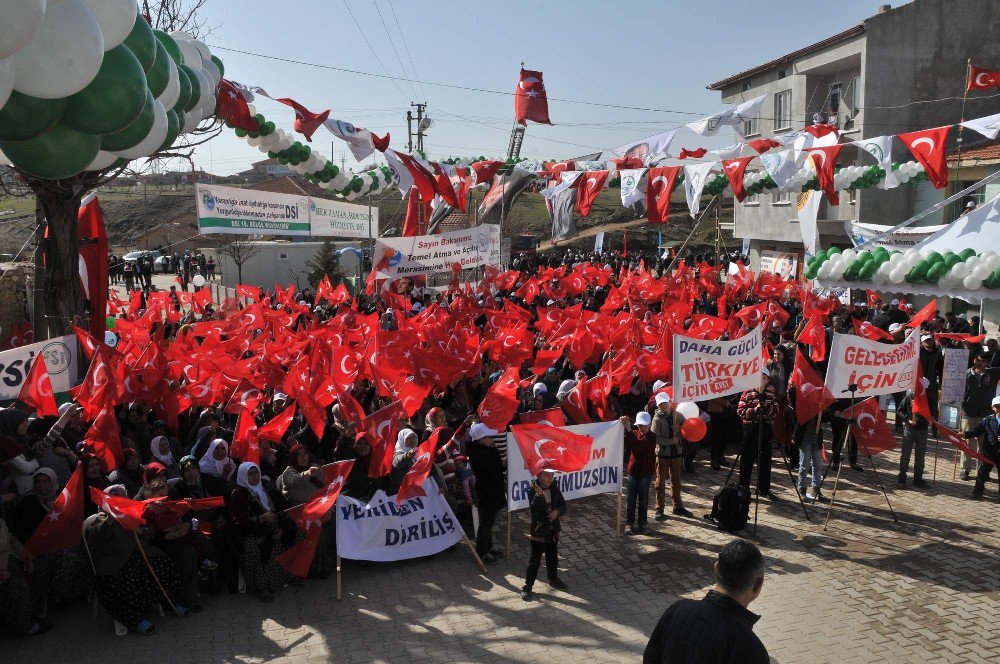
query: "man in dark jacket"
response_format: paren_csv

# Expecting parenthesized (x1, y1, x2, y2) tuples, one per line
(467, 422, 506, 564)
(644, 538, 769, 663)
(963, 396, 1000, 499)
(960, 354, 1000, 480)
(520, 469, 567, 601)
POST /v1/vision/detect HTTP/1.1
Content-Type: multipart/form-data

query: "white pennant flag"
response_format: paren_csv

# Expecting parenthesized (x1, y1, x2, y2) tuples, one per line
(796, 159, 822, 256)
(852, 135, 899, 189)
(601, 129, 678, 163)
(619, 168, 647, 207)
(684, 161, 717, 218)
(540, 171, 582, 199)
(687, 95, 765, 137)
(962, 112, 1000, 140)
(760, 149, 800, 191)
(709, 143, 747, 160)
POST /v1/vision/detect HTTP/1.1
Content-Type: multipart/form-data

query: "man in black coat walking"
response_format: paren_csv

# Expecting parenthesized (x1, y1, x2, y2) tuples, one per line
(643, 539, 769, 664)
(520, 469, 568, 601)
(467, 422, 506, 564)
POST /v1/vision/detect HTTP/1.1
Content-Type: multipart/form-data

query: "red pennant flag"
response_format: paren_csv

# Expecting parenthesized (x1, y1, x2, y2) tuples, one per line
(806, 145, 843, 205)
(789, 350, 836, 425)
(721, 157, 755, 203)
(969, 64, 1000, 91)
(395, 431, 441, 503)
(510, 423, 594, 476)
(361, 400, 405, 478)
(89, 488, 151, 530)
(935, 421, 993, 465)
(841, 398, 897, 455)
(274, 97, 331, 141)
(575, 170, 609, 217)
(912, 363, 933, 423)
(645, 166, 681, 223)
(898, 126, 951, 189)
(477, 366, 521, 432)
(678, 148, 707, 159)
(84, 406, 124, 472)
(852, 317, 894, 342)
(934, 333, 986, 344)
(258, 402, 296, 444)
(23, 463, 84, 561)
(905, 300, 937, 329)
(17, 354, 59, 417)
(798, 316, 827, 362)
(519, 408, 567, 427)
(514, 68, 552, 125)
(748, 138, 782, 154)
(216, 79, 258, 131)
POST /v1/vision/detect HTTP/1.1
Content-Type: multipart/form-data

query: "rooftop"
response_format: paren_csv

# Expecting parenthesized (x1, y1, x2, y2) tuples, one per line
(706, 24, 865, 90)
(948, 139, 1000, 164)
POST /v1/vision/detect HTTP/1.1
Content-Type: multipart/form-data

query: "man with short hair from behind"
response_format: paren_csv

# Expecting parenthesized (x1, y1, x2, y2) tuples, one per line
(643, 539, 769, 664)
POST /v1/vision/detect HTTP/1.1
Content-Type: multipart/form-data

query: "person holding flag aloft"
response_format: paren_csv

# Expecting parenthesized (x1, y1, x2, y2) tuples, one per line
(520, 469, 568, 601)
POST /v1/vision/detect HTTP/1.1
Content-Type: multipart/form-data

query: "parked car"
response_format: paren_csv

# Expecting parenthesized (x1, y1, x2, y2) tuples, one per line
(122, 249, 162, 263)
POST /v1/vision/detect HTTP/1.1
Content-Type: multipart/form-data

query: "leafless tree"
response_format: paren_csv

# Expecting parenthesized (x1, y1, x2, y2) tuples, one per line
(215, 236, 262, 286)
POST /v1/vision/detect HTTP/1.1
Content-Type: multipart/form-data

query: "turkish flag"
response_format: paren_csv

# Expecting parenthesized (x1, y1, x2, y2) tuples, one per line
(806, 145, 843, 205)
(721, 157, 755, 203)
(396, 431, 441, 503)
(23, 463, 84, 561)
(934, 333, 986, 344)
(336, 387, 367, 424)
(17, 354, 58, 417)
(237, 284, 261, 302)
(74, 325, 101, 361)
(276, 521, 322, 578)
(84, 406, 124, 472)
(912, 363, 933, 423)
(478, 366, 521, 431)
(298, 390, 327, 439)
(905, 300, 937, 329)
(216, 79, 258, 131)
(514, 68, 552, 125)
(258, 402, 297, 444)
(852, 317, 894, 342)
(561, 376, 592, 424)
(78, 196, 109, 340)
(402, 186, 432, 236)
(645, 166, 681, 223)
(748, 138, 782, 154)
(789, 350, 835, 425)
(968, 65, 1000, 91)
(898, 126, 951, 189)
(531, 346, 564, 376)
(520, 408, 567, 427)
(934, 421, 993, 465)
(361, 400, 405, 478)
(678, 148, 707, 159)
(841, 398, 897, 455)
(274, 97, 330, 141)
(223, 378, 263, 415)
(510, 423, 593, 476)
(865, 289, 879, 308)
(386, 149, 439, 203)
(430, 162, 461, 209)
(76, 345, 120, 420)
(277, 460, 353, 577)
(689, 314, 728, 340)
(471, 160, 503, 185)
(230, 407, 261, 464)
(89, 488, 151, 530)
(575, 170, 609, 217)
(314, 275, 334, 304)
(798, 315, 827, 362)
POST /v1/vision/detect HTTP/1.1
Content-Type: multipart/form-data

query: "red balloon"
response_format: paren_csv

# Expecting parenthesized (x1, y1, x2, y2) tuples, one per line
(681, 417, 707, 442)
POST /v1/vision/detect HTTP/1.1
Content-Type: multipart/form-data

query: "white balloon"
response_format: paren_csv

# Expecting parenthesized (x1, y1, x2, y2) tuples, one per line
(192, 274, 206, 288)
(973, 264, 991, 280)
(246, 135, 260, 147)
(114, 98, 167, 159)
(952, 262, 970, 279)
(246, 103, 256, 116)
(84, 0, 138, 50)
(191, 39, 212, 66)
(675, 402, 699, 419)
(0, 56, 13, 111)
(841, 249, 857, 262)
(12, 0, 105, 98)
(888, 253, 903, 267)
(173, 37, 201, 68)
(903, 248, 919, 259)
(154, 55, 180, 110)
(85, 149, 118, 171)
(985, 255, 1000, 271)
(871, 271, 887, 286)
(889, 267, 906, 284)
(964, 274, 982, 290)
(183, 109, 202, 132)
(203, 59, 221, 87)
(980, 250, 997, 259)
(0, 0, 46, 59)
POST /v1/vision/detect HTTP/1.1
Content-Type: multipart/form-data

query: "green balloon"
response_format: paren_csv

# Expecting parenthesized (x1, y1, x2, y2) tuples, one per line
(179, 65, 201, 111)
(101, 89, 155, 151)
(828, 246, 841, 255)
(153, 30, 183, 65)
(174, 66, 192, 114)
(63, 45, 148, 136)
(926, 263, 948, 282)
(145, 39, 171, 98)
(211, 55, 224, 78)
(175, 111, 185, 134)
(1, 123, 101, 180)
(959, 248, 976, 260)
(944, 254, 961, 268)
(160, 109, 180, 152)
(106, 316, 116, 329)
(123, 11, 156, 72)
(0, 92, 66, 141)
(859, 263, 877, 280)
(925, 251, 943, 264)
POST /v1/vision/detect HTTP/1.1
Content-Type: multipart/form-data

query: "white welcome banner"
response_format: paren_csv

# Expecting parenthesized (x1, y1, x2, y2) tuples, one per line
(0, 335, 78, 401)
(845, 221, 949, 250)
(308, 197, 377, 239)
(373, 224, 501, 279)
(824, 330, 920, 399)
(672, 328, 763, 401)
(196, 183, 311, 236)
(505, 420, 624, 512)
(335, 480, 463, 561)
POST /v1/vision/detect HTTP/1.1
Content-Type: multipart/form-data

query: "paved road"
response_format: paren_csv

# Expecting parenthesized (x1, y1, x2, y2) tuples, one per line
(3, 442, 998, 663)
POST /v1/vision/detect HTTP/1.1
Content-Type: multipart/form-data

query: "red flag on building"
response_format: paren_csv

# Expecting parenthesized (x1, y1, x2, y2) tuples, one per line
(645, 166, 682, 223)
(575, 170, 609, 217)
(514, 68, 552, 125)
(968, 64, 1000, 92)
(898, 126, 951, 189)
(274, 97, 331, 141)
(510, 423, 594, 476)
(23, 463, 84, 561)
(841, 398, 897, 455)
(805, 145, 843, 205)
(17, 354, 58, 417)
(789, 350, 835, 425)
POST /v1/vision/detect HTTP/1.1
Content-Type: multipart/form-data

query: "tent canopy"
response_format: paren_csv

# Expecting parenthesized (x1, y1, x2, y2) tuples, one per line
(915, 192, 1000, 254)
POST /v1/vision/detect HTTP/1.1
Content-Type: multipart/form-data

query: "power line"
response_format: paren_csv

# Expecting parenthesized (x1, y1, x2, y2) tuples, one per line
(386, 0, 426, 101)
(339, 0, 412, 103)
(372, 0, 420, 101)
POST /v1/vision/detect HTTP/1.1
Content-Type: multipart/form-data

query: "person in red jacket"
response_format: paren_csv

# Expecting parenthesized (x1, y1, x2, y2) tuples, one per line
(620, 411, 657, 534)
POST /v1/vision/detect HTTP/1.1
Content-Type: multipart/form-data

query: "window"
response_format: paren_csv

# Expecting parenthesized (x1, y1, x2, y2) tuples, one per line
(744, 192, 760, 206)
(772, 191, 791, 206)
(774, 90, 792, 131)
(743, 117, 759, 137)
(778, 68, 787, 79)
(827, 82, 842, 126)
(743, 81, 753, 91)
(279, 252, 288, 260)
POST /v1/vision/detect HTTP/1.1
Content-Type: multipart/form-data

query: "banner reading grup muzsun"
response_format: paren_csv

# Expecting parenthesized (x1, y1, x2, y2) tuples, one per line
(672, 327, 763, 401)
(824, 329, 920, 399)
(335, 480, 464, 562)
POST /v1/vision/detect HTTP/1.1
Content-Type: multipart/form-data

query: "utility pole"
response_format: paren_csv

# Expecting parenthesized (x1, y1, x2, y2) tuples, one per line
(407, 102, 427, 154)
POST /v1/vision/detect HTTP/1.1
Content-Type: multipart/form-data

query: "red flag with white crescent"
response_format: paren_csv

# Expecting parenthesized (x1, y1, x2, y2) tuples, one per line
(510, 423, 593, 476)
(17, 354, 59, 417)
(841, 398, 897, 455)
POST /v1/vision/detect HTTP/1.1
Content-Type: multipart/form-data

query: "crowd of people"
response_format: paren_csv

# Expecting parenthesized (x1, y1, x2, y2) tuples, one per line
(0, 246, 997, 640)
(109, 250, 216, 292)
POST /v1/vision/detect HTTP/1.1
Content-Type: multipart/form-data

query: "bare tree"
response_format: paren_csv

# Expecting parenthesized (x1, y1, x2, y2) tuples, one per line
(215, 236, 262, 285)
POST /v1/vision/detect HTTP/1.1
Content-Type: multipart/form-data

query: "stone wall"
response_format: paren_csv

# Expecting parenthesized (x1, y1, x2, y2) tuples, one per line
(0, 262, 31, 345)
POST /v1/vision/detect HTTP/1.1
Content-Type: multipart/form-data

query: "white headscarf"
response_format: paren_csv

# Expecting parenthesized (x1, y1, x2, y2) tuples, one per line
(236, 461, 272, 511)
(394, 428, 418, 457)
(199, 439, 229, 477)
(150, 436, 174, 468)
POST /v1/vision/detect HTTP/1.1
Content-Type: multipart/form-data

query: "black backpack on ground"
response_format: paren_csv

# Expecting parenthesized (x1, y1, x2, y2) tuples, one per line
(708, 453, 751, 532)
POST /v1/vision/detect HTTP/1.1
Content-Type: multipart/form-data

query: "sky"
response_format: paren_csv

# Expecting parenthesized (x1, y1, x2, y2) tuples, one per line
(180, 0, 897, 176)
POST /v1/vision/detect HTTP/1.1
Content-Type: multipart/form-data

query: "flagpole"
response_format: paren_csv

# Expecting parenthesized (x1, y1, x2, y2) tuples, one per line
(505, 510, 511, 559)
(133, 531, 183, 617)
(952, 59, 972, 200)
(463, 534, 488, 574)
(336, 554, 342, 600)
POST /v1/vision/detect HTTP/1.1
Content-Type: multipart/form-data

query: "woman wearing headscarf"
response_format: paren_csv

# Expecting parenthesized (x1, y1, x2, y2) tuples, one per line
(150, 436, 180, 480)
(80, 453, 109, 516)
(342, 432, 377, 500)
(169, 456, 225, 595)
(199, 439, 235, 496)
(390, 428, 421, 489)
(228, 461, 293, 602)
(26, 416, 77, 487)
(0, 516, 50, 636)
(277, 444, 324, 506)
(133, 463, 168, 501)
(108, 448, 144, 499)
(85, 485, 186, 634)
(142, 479, 202, 612)
(12, 468, 91, 606)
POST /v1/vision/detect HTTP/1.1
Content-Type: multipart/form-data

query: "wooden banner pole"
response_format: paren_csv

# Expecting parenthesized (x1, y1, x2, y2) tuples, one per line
(615, 491, 623, 537)
(464, 535, 488, 574)
(336, 555, 342, 601)
(506, 510, 512, 559)
(133, 531, 182, 617)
